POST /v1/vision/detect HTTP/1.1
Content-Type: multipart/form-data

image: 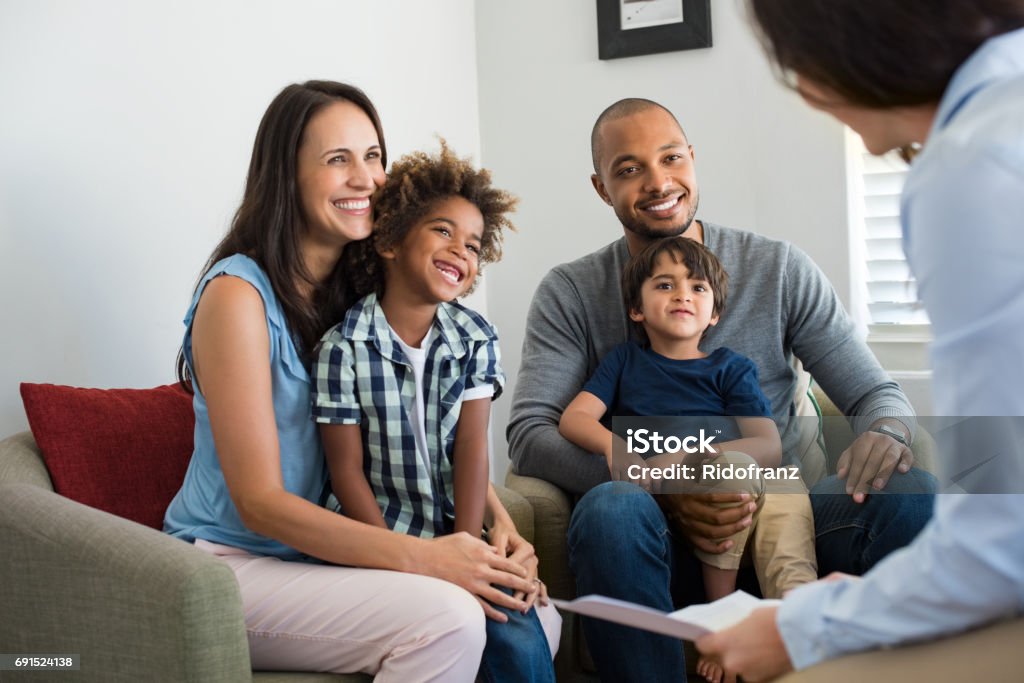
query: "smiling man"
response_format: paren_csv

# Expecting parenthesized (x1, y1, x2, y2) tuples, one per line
(507, 98, 936, 682)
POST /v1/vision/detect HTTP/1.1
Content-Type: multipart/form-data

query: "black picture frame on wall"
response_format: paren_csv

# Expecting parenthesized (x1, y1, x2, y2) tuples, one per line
(597, 0, 712, 60)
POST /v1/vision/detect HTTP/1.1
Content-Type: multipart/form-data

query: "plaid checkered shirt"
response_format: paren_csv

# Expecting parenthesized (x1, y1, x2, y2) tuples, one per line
(312, 292, 504, 538)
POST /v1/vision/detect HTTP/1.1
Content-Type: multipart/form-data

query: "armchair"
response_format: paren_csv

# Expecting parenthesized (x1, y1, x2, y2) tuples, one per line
(504, 386, 991, 682)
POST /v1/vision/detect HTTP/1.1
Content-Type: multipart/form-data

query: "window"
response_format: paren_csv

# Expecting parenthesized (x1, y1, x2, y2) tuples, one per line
(847, 133, 930, 332)
(847, 132, 932, 414)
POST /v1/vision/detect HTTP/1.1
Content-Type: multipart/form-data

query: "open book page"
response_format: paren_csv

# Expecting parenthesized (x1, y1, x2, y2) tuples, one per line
(552, 590, 781, 641)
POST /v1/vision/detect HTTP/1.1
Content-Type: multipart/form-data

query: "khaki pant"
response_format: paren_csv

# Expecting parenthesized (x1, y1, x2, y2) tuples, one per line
(751, 361, 824, 598)
(750, 475, 818, 598)
(670, 450, 818, 593)
(693, 451, 765, 571)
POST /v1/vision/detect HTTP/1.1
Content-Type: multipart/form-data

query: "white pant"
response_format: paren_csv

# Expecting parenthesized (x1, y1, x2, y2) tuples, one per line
(196, 540, 485, 682)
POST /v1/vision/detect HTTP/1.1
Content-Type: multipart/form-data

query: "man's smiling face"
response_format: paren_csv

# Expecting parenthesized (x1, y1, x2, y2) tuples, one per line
(591, 106, 700, 241)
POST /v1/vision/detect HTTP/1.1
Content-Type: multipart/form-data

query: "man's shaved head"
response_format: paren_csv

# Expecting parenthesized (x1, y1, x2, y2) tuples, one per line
(591, 98, 687, 174)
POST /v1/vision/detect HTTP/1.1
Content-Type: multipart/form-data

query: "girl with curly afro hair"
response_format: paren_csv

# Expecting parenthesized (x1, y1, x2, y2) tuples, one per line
(312, 142, 560, 681)
(345, 139, 516, 299)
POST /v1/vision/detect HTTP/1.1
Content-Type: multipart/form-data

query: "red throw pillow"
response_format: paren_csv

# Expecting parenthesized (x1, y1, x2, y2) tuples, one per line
(20, 383, 195, 530)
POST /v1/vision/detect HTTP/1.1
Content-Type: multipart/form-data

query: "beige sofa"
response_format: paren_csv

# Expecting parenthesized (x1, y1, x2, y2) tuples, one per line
(0, 430, 535, 683)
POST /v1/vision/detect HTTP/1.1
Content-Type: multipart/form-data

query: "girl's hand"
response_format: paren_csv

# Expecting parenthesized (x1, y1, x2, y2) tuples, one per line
(489, 514, 548, 611)
(417, 532, 533, 622)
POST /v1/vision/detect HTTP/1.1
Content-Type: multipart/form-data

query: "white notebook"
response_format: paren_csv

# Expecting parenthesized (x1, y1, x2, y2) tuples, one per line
(552, 590, 780, 641)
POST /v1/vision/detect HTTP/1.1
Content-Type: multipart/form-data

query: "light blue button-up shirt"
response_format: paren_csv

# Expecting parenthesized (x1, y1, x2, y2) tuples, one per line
(777, 27, 1024, 669)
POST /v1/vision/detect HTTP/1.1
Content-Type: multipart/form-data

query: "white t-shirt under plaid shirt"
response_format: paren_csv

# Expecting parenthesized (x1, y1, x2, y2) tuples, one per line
(312, 292, 504, 538)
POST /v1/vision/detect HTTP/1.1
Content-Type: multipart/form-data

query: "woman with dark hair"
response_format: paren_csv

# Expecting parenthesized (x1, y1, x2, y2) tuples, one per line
(695, 2, 1024, 680)
(164, 81, 544, 680)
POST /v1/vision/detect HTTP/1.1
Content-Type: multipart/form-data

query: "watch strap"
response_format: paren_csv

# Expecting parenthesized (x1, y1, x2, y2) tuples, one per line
(872, 424, 910, 447)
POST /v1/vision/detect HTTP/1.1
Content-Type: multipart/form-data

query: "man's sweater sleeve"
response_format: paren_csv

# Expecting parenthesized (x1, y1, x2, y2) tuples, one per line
(784, 244, 918, 438)
(507, 269, 609, 494)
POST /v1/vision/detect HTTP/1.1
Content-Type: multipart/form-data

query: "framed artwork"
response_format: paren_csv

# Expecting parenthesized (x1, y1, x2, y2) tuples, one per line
(597, 0, 712, 60)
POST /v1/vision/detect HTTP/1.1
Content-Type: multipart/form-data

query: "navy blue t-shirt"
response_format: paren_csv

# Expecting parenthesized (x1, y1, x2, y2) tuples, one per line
(583, 342, 772, 440)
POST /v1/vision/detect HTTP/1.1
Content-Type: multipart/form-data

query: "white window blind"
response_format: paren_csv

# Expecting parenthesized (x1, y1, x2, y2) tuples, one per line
(856, 145, 930, 327)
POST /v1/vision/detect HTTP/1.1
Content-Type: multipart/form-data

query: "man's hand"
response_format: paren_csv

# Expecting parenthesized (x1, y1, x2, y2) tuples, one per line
(657, 492, 756, 554)
(837, 423, 913, 503)
(696, 607, 793, 682)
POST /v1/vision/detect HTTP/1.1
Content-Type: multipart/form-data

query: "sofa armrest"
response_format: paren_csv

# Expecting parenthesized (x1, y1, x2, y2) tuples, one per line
(492, 482, 535, 546)
(776, 615, 1024, 683)
(0, 483, 252, 682)
(0, 431, 54, 490)
(503, 469, 574, 600)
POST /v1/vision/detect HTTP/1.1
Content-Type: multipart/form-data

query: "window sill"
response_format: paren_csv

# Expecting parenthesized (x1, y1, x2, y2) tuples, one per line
(867, 323, 932, 345)
(867, 325, 931, 373)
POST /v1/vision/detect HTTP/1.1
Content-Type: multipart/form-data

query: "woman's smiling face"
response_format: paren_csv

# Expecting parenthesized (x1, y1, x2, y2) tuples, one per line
(296, 99, 386, 247)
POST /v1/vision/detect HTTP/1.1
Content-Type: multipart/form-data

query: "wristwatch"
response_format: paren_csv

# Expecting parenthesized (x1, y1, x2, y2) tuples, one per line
(872, 423, 910, 447)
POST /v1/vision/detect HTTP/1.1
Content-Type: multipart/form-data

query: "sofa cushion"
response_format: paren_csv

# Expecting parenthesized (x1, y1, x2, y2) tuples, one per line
(20, 383, 194, 529)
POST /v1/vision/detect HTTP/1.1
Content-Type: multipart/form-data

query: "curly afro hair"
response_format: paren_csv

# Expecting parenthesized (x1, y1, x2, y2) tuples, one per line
(345, 139, 517, 298)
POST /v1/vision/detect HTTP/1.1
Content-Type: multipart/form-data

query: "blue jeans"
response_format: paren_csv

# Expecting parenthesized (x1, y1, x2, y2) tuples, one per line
(811, 469, 937, 575)
(568, 482, 686, 682)
(479, 587, 554, 683)
(567, 475, 936, 682)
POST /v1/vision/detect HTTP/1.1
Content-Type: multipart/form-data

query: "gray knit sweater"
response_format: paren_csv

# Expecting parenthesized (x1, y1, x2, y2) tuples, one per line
(507, 222, 916, 494)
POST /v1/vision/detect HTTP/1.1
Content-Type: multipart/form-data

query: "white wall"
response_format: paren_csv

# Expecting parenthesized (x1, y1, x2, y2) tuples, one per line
(2, 1, 924, 475)
(475, 0, 853, 461)
(0, 0, 483, 436)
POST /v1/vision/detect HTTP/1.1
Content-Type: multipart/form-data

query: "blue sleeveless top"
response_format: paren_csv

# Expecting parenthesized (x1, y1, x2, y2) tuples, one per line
(163, 254, 325, 559)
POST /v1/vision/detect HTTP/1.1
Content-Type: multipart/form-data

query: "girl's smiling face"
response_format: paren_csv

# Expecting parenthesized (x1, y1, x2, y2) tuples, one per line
(379, 195, 484, 304)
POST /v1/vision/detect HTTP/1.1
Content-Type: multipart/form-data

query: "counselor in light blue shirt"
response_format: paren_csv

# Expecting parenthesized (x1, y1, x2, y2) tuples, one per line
(698, 4, 1024, 679)
(778, 24, 1024, 669)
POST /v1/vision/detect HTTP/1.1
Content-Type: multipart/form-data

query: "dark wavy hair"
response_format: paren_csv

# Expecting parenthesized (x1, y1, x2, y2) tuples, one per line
(747, 0, 1024, 108)
(345, 139, 517, 298)
(622, 236, 728, 342)
(177, 80, 386, 388)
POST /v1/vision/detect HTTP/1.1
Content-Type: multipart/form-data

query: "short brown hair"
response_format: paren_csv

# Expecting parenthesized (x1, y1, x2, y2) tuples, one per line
(622, 237, 728, 340)
(347, 139, 517, 297)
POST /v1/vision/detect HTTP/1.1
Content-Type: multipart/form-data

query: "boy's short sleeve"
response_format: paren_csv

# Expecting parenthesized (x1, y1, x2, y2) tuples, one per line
(581, 343, 628, 410)
(722, 355, 773, 417)
(311, 330, 363, 424)
(464, 335, 505, 401)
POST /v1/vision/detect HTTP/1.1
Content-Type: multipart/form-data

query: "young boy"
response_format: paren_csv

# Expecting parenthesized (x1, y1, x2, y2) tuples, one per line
(560, 237, 798, 681)
(311, 142, 557, 682)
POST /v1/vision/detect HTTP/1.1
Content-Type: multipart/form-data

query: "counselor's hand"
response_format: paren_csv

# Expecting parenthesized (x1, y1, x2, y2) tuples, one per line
(657, 492, 757, 554)
(696, 606, 793, 682)
(418, 532, 534, 622)
(837, 424, 913, 503)
(697, 572, 859, 680)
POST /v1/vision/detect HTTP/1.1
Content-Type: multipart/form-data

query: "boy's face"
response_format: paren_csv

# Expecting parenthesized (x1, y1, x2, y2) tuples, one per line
(629, 253, 719, 344)
(379, 195, 483, 303)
